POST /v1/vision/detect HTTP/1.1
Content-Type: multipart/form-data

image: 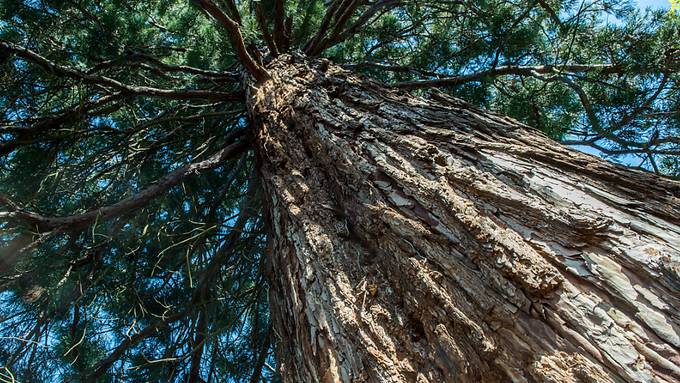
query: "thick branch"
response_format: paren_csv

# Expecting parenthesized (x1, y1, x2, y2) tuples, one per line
(1, 133, 249, 231)
(303, 0, 344, 55)
(316, 0, 401, 55)
(222, 0, 242, 24)
(191, 0, 269, 81)
(1, 93, 122, 134)
(308, 0, 365, 56)
(330, 0, 400, 49)
(254, 2, 279, 56)
(273, 0, 289, 52)
(86, 52, 239, 80)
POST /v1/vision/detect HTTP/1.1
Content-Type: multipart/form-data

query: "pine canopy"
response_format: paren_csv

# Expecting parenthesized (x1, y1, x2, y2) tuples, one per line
(0, 0, 678, 382)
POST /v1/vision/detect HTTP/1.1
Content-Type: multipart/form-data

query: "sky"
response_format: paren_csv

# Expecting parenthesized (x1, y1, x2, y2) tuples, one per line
(635, 0, 672, 10)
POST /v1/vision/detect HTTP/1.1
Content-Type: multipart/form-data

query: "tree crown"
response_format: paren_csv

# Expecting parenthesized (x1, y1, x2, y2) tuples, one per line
(0, 0, 678, 381)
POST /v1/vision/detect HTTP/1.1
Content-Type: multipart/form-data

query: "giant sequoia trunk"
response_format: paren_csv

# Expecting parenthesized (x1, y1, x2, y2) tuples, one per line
(248, 55, 680, 383)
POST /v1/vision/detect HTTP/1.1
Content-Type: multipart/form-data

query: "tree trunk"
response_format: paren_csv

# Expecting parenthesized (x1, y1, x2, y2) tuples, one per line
(248, 55, 680, 383)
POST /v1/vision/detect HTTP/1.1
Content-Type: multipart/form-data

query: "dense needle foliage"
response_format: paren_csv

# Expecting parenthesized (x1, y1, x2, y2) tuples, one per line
(0, 0, 678, 381)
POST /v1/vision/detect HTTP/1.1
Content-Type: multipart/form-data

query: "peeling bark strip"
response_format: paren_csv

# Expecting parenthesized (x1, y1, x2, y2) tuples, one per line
(248, 55, 680, 383)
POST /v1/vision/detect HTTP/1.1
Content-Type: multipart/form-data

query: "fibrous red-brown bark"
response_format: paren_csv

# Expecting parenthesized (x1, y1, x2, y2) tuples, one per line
(248, 55, 680, 383)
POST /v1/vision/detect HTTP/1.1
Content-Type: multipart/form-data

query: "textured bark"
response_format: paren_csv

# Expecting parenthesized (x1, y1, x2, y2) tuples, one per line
(248, 55, 680, 383)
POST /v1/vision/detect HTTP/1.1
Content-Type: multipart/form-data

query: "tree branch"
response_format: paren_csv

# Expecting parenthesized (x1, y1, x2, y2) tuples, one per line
(343, 61, 445, 78)
(254, 2, 279, 56)
(394, 63, 617, 89)
(222, 0, 243, 24)
(1, 93, 122, 133)
(561, 139, 680, 156)
(308, 0, 365, 56)
(304, 0, 344, 55)
(187, 309, 209, 383)
(192, 0, 269, 81)
(0, 132, 249, 231)
(615, 72, 669, 130)
(248, 322, 272, 383)
(273, 0, 289, 52)
(84, 311, 186, 383)
(127, 51, 239, 79)
(551, 74, 603, 134)
(1, 41, 244, 101)
(0, 94, 125, 157)
(320, 0, 401, 54)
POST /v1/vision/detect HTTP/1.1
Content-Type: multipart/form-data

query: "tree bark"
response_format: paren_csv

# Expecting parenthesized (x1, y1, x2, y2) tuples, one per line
(248, 54, 680, 383)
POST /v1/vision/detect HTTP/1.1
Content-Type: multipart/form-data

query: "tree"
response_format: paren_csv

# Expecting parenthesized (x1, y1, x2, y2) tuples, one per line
(0, 0, 679, 382)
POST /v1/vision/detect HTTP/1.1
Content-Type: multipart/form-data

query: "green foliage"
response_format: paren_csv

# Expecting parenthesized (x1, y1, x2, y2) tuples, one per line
(0, 0, 678, 381)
